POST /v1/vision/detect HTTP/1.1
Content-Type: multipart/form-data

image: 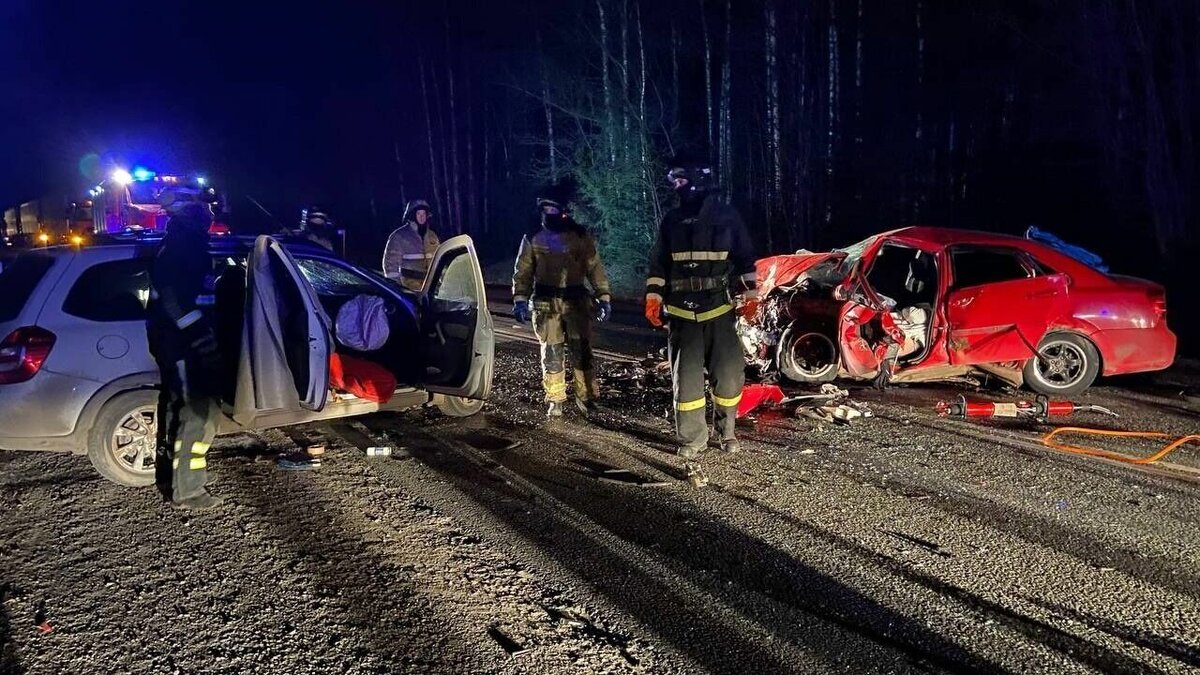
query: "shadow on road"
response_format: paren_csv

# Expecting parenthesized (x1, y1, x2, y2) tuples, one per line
(402, 424, 1005, 674)
(221, 465, 468, 670)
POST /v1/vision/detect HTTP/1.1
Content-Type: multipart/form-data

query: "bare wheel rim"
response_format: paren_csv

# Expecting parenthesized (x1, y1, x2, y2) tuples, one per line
(1035, 340, 1088, 388)
(111, 405, 158, 475)
(784, 332, 837, 379)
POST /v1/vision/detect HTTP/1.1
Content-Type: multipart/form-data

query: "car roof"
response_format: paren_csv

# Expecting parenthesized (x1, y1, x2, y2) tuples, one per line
(887, 226, 1032, 247)
(46, 234, 337, 259)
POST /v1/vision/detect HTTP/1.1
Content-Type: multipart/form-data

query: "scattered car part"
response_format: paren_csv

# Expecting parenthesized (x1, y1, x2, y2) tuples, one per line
(935, 394, 1117, 421)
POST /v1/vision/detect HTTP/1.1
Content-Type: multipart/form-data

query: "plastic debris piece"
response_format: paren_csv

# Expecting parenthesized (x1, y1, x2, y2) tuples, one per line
(366, 446, 393, 457)
(36, 621, 53, 635)
(685, 462, 709, 488)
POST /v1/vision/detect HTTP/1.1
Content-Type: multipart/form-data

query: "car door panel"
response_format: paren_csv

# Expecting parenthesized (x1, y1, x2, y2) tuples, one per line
(419, 235, 493, 400)
(946, 274, 1069, 365)
(233, 236, 331, 425)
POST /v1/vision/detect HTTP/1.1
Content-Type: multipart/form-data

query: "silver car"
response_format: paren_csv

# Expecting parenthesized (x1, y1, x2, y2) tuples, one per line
(0, 234, 494, 486)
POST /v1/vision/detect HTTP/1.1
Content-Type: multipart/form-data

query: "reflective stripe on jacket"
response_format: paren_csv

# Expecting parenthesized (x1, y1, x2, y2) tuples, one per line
(513, 220, 611, 303)
(382, 222, 440, 281)
(645, 195, 757, 321)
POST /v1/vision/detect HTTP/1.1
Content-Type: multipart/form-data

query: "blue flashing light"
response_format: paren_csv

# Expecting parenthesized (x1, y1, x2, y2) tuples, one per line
(132, 167, 155, 181)
(196, 176, 207, 186)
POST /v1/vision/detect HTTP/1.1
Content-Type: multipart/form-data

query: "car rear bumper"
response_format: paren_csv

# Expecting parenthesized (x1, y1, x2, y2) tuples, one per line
(0, 370, 99, 452)
(1094, 325, 1177, 375)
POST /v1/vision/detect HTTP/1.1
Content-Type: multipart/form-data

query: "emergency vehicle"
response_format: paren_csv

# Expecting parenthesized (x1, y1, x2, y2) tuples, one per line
(88, 168, 222, 234)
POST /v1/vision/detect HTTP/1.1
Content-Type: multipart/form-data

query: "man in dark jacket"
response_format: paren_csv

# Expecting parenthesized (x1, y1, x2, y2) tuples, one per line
(147, 190, 223, 510)
(383, 199, 440, 291)
(645, 162, 757, 457)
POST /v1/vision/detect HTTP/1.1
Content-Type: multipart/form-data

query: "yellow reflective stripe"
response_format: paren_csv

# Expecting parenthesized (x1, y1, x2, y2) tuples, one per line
(646, 276, 667, 287)
(713, 392, 743, 407)
(191, 442, 210, 456)
(671, 251, 729, 261)
(545, 382, 568, 393)
(189, 457, 207, 471)
(676, 398, 706, 412)
(664, 304, 733, 322)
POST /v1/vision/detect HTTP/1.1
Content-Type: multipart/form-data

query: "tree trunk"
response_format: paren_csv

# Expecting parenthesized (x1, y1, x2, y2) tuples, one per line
(701, 0, 714, 159)
(465, 65, 477, 233)
(671, 19, 681, 134)
(719, 0, 732, 199)
(765, 0, 781, 238)
(825, 0, 839, 228)
(536, 26, 558, 181)
(619, 0, 630, 162)
(597, 0, 616, 164)
(430, 57, 452, 229)
(394, 139, 407, 208)
(445, 14, 463, 234)
(419, 57, 442, 218)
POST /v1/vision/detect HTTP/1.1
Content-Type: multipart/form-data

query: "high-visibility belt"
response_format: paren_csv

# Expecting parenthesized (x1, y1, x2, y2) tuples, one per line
(713, 392, 743, 407)
(176, 310, 203, 330)
(671, 251, 729, 261)
(676, 397, 706, 412)
(664, 303, 733, 322)
(669, 276, 728, 292)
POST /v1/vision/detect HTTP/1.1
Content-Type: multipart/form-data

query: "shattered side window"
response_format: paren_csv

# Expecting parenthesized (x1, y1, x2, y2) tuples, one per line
(834, 235, 878, 268)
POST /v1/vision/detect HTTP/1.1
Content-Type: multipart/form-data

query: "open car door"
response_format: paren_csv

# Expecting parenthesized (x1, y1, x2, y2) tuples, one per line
(418, 235, 494, 400)
(233, 236, 332, 425)
(946, 274, 1069, 366)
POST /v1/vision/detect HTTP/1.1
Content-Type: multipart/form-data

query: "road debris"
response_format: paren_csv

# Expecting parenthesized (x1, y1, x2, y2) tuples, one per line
(935, 395, 1117, 421)
(366, 446, 393, 457)
(277, 453, 321, 470)
(685, 462, 709, 488)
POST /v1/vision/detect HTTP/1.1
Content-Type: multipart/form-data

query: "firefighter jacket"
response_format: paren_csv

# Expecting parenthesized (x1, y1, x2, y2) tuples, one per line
(147, 227, 215, 355)
(646, 194, 757, 322)
(383, 222, 440, 287)
(512, 218, 611, 303)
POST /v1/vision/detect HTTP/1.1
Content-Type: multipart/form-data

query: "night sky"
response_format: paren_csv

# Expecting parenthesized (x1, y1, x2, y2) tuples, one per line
(0, 1, 537, 224)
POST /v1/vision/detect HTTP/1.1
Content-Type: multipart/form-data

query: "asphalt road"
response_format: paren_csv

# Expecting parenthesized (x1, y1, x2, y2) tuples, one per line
(1, 303, 1199, 674)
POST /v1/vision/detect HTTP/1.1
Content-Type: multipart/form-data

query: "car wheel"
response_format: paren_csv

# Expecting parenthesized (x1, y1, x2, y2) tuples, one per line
(776, 325, 839, 384)
(1024, 332, 1100, 397)
(87, 390, 159, 487)
(436, 395, 485, 417)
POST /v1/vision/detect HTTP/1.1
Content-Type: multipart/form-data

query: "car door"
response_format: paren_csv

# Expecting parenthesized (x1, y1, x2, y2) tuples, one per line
(945, 245, 1069, 365)
(232, 236, 332, 425)
(418, 235, 493, 400)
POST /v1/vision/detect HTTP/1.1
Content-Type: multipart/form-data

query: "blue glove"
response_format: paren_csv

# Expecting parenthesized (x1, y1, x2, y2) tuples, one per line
(596, 300, 612, 323)
(513, 300, 531, 324)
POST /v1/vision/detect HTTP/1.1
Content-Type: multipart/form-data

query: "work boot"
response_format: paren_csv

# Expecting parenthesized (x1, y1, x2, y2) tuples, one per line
(172, 492, 224, 511)
(720, 439, 741, 454)
(547, 401, 565, 418)
(575, 399, 598, 417)
(677, 443, 704, 459)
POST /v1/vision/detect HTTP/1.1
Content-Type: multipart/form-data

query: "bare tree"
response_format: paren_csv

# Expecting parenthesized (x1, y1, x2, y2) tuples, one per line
(765, 0, 782, 236)
(596, 0, 616, 164)
(701, 0, 714, 157)
(537, 26, 558, 180)
(719, 0, 732, 198)
(419, 56, 443, 218)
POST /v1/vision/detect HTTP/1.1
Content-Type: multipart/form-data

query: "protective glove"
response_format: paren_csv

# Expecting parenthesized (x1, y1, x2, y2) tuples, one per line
(644, 295, 663, 328)
(513, 300, 531, 324)
(596, 300, 612, 323)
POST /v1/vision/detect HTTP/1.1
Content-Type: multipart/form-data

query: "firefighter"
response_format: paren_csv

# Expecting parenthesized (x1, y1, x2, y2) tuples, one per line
(147, 190, 223, 510)
(382, 199, 440, 291)
(512, 195, 612, 417)
(296, 205, 336, 251)
(645, 162, 757, 457)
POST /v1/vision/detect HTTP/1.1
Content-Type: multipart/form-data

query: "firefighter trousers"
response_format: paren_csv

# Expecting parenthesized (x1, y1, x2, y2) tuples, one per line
(154, 354, 219, 503)
(667, 311, 745, 450)
(532, 297, 599, 403)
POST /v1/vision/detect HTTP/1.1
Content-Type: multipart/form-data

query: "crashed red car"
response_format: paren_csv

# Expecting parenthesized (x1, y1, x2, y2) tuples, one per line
(738, 226, 1175, 395)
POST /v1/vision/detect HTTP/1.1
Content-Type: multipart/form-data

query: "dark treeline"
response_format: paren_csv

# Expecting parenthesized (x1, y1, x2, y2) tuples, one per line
(384, 1, 1196, 299)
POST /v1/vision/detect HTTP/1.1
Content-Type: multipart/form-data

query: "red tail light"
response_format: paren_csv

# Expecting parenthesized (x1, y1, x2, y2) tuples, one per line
(1151, 292, 1167, 324)
(0, 326, 57, 384)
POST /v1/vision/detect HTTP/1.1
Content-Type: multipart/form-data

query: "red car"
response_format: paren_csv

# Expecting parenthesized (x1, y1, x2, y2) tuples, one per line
(738, 226, 1175, 395)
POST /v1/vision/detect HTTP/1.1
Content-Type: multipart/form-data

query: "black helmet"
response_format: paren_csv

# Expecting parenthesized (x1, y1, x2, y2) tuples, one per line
(403, 199, 432, 223)
(536, 197, 565, 213)
(301, 206, 332, 230)
(666, 162, 717, 195)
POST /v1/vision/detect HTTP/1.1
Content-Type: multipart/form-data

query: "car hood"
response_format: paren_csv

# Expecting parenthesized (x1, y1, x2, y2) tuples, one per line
(755, 251, 846, 298)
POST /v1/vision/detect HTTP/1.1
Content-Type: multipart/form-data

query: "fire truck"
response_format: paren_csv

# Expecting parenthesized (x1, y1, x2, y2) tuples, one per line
(89, 168, 223, 234)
